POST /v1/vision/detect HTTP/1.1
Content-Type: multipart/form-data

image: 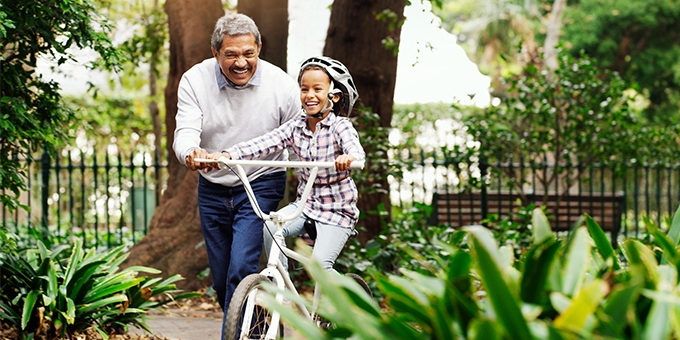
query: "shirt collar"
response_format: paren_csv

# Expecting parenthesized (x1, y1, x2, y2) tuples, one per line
(298, 111, 337, 130)
(215, 59, 263, 90)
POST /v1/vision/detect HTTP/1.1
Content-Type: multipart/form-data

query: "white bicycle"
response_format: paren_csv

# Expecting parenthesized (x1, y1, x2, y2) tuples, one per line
(197, 157, 372, 340)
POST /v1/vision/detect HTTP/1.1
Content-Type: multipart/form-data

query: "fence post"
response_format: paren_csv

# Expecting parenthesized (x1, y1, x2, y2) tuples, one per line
(480, 155, 489, 226)
(41, 149, 50, 241)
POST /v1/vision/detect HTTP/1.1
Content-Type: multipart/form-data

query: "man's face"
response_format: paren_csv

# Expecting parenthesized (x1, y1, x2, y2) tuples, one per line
(212, 34, 261, 86)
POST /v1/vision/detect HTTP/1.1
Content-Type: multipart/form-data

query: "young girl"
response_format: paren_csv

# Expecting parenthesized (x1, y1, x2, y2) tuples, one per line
(210, 56, 365, 273)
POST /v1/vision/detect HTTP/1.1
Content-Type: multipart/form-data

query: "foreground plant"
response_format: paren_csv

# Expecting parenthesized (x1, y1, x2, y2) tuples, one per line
(0, 237, 200, 339)
(264, 204, 680, 339)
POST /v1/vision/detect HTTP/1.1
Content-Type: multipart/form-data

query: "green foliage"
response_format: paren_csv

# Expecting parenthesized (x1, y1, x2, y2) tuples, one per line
(563, 0, 680, 123)
(0, 0, 123, 212)
(354, 108, 398, 196)
(66, 95, 156, 154)
(0, 230, 200, 338)
(467, 50, 640, 163)
(268, 204, 680, 339)
(336, 202, 464, 302)
(463, 50, 680, 195)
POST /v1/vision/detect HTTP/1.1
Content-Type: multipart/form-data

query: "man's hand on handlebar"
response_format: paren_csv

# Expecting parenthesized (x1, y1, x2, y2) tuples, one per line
(186, 149, 230, 173)
(335, 154, 356, 172)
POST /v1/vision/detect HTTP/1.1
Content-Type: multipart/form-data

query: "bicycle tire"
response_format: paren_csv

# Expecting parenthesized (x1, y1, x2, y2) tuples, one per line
(317, 273, 374, 330)
(224, 274, 284, 340)
(346, 273, 373, 298)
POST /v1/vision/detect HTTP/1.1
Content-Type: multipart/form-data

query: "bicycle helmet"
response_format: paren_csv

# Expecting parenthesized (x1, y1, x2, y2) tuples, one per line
(298, 56, 359, 115)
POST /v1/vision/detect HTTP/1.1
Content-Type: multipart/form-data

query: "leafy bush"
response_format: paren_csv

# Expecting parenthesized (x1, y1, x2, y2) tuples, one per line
(0, 234, 200, 339)
(268, 204, 680, 339)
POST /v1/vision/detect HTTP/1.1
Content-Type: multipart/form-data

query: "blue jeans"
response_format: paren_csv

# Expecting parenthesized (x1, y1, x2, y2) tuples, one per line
(197, 171, 286, 312)
(263, 203, 353, 273)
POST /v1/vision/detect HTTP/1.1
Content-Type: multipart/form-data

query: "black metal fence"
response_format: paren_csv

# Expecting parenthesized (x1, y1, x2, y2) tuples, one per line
(2, 150, 167, 250)
(390, 151, 680, 243)
(4, 148, 679, 249)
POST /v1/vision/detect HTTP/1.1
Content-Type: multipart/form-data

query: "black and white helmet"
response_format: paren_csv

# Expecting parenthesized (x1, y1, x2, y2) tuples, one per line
(298, 56, 359, 115)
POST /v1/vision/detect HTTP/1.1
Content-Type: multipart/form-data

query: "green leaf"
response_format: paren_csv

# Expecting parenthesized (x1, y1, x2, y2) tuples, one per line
(21, 289, 40, 330)
(554, 279, 608, 332)
(77, 294, 128, 314)
(84, 278, 144, 303)
(532, 208, 553, 244)
(561, 227, 590, 296)
(465, 225, 532, 339)
(521, 238, 561, 303)
(667, 204, 680, 246)
(585, 214, 621, 271)
(469, 318, 501, 339)
(622, 239, 659, 287)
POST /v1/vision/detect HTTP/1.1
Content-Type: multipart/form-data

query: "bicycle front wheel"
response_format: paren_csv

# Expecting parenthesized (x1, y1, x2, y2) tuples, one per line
(224, 274, 283, 340)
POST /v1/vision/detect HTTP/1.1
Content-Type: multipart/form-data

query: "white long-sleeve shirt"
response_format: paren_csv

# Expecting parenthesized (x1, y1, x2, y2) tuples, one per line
(173, 58, 301, 186)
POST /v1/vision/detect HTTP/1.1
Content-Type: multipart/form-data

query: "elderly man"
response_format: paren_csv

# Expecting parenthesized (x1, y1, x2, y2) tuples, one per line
(172, 12, 300, 317)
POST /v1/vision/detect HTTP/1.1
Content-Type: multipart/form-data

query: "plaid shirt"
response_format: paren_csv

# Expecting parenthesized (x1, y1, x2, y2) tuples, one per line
(226, 112, 365, 228)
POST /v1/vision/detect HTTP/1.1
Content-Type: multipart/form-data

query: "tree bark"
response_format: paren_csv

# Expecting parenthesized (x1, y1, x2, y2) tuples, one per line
(124, 0, 224, 291)
(323, 0, 406, 243)
(543, 0, 566, 71)
(238, 0, 289, 72)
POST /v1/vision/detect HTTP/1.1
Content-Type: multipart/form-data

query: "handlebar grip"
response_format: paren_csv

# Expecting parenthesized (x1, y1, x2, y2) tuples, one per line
(350, 160, 365, 170)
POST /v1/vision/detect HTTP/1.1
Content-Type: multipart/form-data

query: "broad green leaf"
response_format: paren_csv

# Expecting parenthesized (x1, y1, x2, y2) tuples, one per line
(521, 238, 561, 304)
(84, 278, 145, 303)
(585, 214, 621, 271)
(77, 294, 128, 314)
(123, 265, 161, 275)
(622, 239, 659, 287)
(466, 226, 533, 339)
(554, 279, 608, 332)
(63, 239, 85, 287)
(599, 284, 640, 338)
(561, 227, 590, 296)
(532, 208, 553, 244)
(650, 227, 680, 272)
(21, 289, 40, 330)
(468, 318, 501, 340)
(666, 204, 680, 245)
(641, 265, 675, 340)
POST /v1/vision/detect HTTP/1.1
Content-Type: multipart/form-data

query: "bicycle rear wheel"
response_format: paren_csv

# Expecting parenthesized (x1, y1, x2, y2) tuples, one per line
(224, 274, 284, 340)
(346, 273, 373, 298)
(316, 273, 374, 330)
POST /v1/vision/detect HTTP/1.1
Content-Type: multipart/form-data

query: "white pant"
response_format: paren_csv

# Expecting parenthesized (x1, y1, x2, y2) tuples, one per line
(263, 203, 352, 272)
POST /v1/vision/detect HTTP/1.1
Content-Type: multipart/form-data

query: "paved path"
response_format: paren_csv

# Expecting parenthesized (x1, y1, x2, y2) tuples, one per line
(130, 310, 301, 340)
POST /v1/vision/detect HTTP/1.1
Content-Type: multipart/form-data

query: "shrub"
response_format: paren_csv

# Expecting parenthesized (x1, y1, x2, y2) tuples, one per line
(266, 204, 680, 339)
(0, 235, 200, 339)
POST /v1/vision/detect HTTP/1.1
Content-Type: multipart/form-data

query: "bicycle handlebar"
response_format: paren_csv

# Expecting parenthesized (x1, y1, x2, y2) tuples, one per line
(193, 157, 363, 223)
(193, 157, 365, 170)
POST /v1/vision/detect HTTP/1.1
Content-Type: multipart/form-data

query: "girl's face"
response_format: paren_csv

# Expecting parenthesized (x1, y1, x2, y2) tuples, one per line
(299, 69, 338, 116)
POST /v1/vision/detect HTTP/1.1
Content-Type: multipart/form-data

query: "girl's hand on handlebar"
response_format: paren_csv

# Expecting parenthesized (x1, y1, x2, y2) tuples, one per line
(335, 154, 356, 172)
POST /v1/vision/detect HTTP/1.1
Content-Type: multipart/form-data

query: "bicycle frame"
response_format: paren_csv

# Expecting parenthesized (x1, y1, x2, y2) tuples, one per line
(195, 157, 363, 340)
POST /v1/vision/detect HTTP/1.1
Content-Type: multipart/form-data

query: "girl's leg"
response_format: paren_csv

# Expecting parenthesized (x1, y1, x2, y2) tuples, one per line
(263, 203, 306, 271)
(310, 222, 353, 272)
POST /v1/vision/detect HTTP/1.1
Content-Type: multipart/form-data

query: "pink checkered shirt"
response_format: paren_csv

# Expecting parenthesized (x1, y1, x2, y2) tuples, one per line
(226, 112, 365, 228)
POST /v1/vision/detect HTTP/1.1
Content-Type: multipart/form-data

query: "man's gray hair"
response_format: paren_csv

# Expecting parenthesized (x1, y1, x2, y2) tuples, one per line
(211, 13, 262, 52)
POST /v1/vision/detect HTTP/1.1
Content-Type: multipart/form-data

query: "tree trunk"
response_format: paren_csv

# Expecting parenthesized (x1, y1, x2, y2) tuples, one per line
(238, 0, 288, 72)
(323, 0, 406, 244)
(124, 0, 224, 291)
(543, 0, 566, 71)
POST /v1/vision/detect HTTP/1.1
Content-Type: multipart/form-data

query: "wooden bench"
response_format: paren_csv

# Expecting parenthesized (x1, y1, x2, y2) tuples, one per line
(428, 190, 625, 245)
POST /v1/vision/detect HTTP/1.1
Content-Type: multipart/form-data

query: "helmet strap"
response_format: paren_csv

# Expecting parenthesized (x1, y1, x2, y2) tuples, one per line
(308, 86, 341, 119)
